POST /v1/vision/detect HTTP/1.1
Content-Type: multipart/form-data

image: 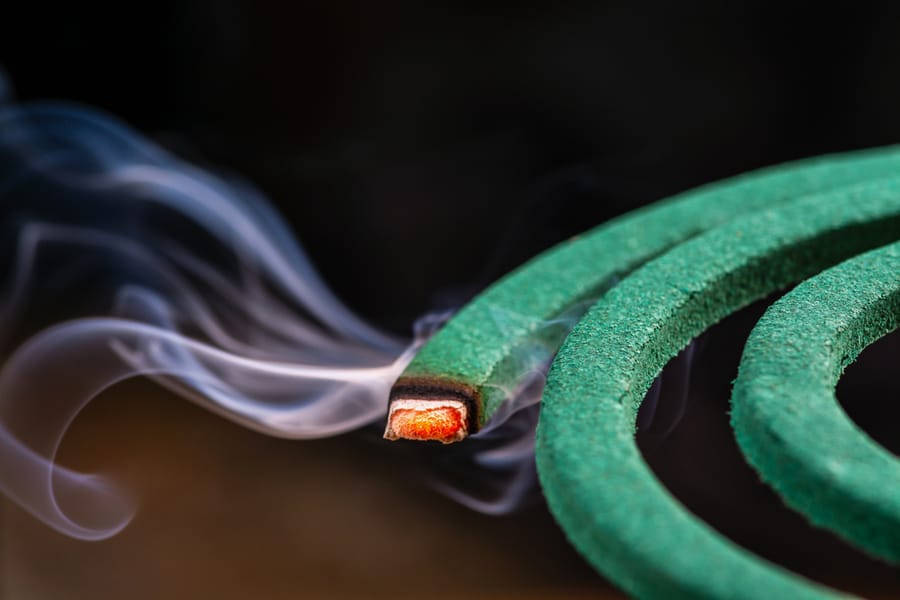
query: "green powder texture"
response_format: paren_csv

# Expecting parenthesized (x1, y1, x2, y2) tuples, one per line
(732, 241, 900, 562)
(536, 180, 900, 599)
(400, 146, 900, 428)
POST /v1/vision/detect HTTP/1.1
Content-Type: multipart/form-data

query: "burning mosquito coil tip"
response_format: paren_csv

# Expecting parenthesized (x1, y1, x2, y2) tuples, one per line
(383, 378, 479, 443)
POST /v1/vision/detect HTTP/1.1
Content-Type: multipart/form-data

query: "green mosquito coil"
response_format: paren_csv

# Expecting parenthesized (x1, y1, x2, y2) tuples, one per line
(732, 241, 900, 563)
(384, 145, 900, 599)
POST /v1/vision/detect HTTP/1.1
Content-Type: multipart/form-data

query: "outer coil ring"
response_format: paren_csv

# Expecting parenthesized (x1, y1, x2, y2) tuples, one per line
(536, 180, 900, 599)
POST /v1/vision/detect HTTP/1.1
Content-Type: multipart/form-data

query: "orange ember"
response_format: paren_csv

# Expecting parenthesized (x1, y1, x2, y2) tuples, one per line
(385, 404, 468, 443)
(391, 407, 463, 441)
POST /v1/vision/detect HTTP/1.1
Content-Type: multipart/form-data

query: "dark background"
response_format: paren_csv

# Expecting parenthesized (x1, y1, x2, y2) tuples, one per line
(6, 3, 900, 333)
(3, 3, 900, 599)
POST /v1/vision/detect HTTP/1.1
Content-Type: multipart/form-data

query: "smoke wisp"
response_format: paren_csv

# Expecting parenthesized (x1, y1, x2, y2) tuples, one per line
(0, 95, 419, 539)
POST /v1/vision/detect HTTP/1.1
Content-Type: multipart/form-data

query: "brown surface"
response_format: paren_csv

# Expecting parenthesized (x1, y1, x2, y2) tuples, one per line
(0, 379, 621, 600)
(6, 365, 900, 599)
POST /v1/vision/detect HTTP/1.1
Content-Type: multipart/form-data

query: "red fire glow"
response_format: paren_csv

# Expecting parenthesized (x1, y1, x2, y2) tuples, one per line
(388, 406, 466, 443)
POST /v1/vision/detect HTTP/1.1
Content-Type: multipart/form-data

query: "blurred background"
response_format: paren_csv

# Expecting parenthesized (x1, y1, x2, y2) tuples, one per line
(2, 2, 900, 598)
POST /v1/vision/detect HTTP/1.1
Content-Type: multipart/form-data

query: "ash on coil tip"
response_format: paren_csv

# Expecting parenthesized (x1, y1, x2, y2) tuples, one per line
(384, 374, 482, 443)
(384, 398, 469, 443)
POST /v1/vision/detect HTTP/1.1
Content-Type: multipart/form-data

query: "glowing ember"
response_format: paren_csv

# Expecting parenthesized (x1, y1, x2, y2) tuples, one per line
(384, 399, 468, 443)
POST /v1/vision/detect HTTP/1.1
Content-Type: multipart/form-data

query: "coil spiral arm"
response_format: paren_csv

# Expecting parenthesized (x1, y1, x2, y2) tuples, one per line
(391, 146, 900, 598)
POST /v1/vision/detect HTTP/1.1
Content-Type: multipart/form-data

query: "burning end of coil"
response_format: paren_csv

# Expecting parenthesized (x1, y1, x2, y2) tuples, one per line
(384, 377, 481, 443)
(384, 399, 468, 443)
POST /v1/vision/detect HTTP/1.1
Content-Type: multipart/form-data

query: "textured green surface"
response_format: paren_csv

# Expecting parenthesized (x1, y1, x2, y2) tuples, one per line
(400, 145, 900, 428)
(732, 242, 900, 562)
(536, 181, 900, 599)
